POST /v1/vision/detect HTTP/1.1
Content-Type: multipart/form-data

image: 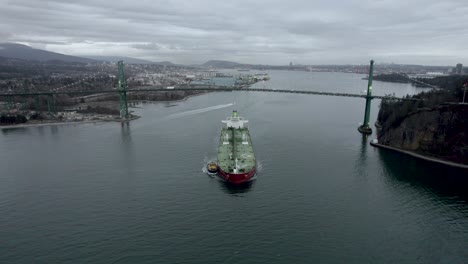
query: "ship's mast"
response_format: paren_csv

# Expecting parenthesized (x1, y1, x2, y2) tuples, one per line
(234, 158, 239, 173)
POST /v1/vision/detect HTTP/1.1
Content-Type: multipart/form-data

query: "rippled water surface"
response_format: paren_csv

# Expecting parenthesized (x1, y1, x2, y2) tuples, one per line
(1, 71, 467, 263)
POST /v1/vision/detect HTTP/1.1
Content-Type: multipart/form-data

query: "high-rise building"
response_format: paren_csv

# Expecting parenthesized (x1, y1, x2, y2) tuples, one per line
(456, 63, 463, 74)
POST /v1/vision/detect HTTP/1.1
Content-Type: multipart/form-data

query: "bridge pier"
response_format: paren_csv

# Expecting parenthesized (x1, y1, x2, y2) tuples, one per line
(358, 60, 374, 135)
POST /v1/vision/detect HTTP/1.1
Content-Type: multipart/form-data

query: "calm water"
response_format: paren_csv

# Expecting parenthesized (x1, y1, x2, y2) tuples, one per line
(1, 71, 467, 263)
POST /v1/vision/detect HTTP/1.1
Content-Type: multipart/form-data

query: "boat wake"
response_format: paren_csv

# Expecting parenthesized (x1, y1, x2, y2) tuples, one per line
(256, 161, 263, 173)
(167, 103, 234, 120)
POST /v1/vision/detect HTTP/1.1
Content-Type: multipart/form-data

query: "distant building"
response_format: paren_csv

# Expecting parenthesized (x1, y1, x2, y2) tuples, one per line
(456, 63, 463, 74)
(289, 62, 293, 67)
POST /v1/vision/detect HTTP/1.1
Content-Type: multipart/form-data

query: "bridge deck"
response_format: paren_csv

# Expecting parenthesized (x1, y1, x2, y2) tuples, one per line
(0, 86, 420, 101)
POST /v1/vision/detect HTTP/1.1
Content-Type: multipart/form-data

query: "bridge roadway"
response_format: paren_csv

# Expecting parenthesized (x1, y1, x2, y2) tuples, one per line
(0, 86, 420, 101)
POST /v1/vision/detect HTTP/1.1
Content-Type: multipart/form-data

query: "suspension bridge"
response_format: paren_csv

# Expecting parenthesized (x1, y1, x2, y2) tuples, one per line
(0, 87, 421, 100)
(0, 60, 420, 135)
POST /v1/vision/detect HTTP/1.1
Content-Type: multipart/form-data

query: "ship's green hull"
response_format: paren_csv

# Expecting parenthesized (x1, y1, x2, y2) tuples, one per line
(217, 127, 256, 175)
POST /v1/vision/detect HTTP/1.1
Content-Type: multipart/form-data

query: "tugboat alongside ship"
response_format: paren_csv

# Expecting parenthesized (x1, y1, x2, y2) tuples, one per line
(206, 111, 257, 184)
(206, 162, 218, 176)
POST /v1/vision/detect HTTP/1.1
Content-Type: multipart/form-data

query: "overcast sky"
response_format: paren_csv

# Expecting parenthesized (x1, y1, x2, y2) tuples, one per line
(0, 0, 467, 65)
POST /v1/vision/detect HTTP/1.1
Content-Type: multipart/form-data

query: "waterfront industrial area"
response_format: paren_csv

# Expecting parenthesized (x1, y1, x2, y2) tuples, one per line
(0, 54, 272, 127)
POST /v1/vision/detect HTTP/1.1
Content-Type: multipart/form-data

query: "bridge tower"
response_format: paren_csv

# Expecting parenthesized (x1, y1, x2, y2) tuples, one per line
(117, 61, 129, 119)
(358, 60, 374, 134)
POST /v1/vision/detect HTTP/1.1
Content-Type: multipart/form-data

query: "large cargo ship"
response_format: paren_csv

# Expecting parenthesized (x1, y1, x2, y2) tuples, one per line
(216, 111, 256, 184)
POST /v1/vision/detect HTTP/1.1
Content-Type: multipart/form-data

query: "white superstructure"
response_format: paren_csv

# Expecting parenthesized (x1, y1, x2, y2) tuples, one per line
(222, 110, 248, 129)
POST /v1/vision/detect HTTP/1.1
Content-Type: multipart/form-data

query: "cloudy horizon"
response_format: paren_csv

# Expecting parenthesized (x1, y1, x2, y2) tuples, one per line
(1, 0, 467, 65)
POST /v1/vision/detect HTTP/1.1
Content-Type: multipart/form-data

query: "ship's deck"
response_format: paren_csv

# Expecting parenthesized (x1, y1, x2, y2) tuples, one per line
(218, 127, 256, 173)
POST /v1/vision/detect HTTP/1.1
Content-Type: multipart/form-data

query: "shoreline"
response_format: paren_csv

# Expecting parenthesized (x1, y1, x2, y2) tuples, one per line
(370, 141, 468, 169)
(0, 88, 235, 130)
(1, 120, 110, 129)
(129, 91, 207, 104)
(0, 92, 207, 130)
(0, 115, 140, 130)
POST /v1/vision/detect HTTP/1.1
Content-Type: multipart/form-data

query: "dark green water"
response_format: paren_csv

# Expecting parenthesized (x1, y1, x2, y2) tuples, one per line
(1, 71, 467, 263)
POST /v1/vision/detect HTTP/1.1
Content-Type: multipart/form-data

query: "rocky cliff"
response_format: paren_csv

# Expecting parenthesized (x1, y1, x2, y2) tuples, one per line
(377, 103, 468, 164)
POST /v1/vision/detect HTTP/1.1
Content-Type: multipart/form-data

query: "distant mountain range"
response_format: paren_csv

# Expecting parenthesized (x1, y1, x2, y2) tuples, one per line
(201, 59, 295, 70)
(202, 60, 244, 68)
(83, 56, 154, 64)
(0, 43, 271, 68)
(0, 43, 96, 63)
(0, 43, 176, 65)
(83, 56, 175, 65)
(0, 43, 455, 72)
(201, 59, 294, 70)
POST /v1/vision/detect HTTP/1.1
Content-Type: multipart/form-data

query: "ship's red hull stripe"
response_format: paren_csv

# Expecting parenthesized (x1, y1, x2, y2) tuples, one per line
(217, 167, 256, 184)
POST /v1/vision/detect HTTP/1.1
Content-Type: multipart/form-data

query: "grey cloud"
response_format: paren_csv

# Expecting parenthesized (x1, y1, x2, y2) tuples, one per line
(0, 0, 467, 65)
(0, 31, 12, 41)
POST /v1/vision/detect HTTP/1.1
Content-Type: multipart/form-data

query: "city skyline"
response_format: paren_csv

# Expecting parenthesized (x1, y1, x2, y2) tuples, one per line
(1, 0, 467, 65)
